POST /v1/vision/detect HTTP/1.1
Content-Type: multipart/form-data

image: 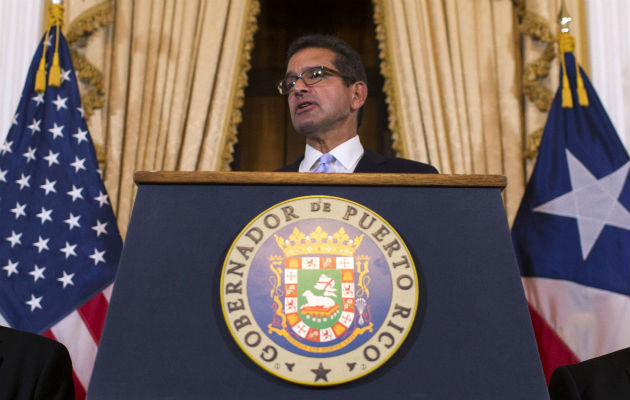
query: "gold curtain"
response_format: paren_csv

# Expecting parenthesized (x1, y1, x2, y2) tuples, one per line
(373, 0, 525, 223)
(373, 0, 587, 224)
(63, 0, 589, 233)
(63, 0, 259, 237)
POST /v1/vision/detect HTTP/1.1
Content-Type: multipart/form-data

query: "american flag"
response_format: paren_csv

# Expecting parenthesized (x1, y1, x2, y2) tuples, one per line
(0, 26, 121, 398)
(511, 37, 630, 381)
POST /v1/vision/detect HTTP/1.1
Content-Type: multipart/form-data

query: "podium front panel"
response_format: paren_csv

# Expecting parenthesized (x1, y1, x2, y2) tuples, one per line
(88, 176, 548, 399)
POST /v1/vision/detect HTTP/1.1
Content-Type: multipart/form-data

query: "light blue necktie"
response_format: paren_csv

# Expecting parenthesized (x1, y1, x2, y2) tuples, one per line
(314, 153, 335, 173)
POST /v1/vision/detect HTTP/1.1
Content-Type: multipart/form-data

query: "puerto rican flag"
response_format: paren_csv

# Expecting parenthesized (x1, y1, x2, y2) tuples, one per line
(511, 47, 630, 381)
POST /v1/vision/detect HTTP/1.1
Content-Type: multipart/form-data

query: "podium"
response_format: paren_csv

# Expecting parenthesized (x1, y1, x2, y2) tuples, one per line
(88, 172, 548, 399)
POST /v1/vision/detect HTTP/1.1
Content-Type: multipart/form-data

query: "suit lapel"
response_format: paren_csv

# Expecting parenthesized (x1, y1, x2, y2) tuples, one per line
(355, 148, 386, 172)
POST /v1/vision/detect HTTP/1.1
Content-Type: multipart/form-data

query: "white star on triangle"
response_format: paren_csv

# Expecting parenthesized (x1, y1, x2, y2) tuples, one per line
(58, 271, 75, 288)
(77, 106, 85, 118)
(29, 264, 46, 282)
(70, 156, 86, 173)
(92, 220, 108, 237)
(2, 259, 19, 277)
(89, 248, 106, 265)
(26, 294, 43, 311)
(10, 202, 26, 219)
(64, 213, 81, 230)
(12, 112, 19, 125)
(23, 146, 36, 163)
(32, 92, 45, 106)
(0, 169, 6, 182)
(16, 173, 30, 190)
(73, 127, 88, 144)
(33, 236, 50, 253)
(67, 185, 84, 201)
(534, 149, 630, 260)
(35, 207, 53, 224)
(43, 150, 60, 167)
(52, 95, 68, 111)
(6, 230, 22, 247)
(59, 241, 77, 259)
(48, 123, 64, 139)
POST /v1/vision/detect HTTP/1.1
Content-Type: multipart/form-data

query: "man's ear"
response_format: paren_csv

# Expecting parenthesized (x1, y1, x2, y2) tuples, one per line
(350, 81, 368, 111)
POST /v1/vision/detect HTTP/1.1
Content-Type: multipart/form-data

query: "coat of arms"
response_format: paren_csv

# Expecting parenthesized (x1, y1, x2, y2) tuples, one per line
(268, 226, 373, 352)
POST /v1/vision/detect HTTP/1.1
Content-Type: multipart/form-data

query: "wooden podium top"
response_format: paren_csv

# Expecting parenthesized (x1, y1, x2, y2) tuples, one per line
(134, 171, 507, 189)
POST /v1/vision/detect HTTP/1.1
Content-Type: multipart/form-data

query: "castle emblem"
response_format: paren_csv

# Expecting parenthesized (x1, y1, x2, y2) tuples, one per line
(267, 226, 373, 352)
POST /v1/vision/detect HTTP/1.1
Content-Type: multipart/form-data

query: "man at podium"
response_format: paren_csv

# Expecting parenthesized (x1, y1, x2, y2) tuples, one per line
(276, 34, 437, 174)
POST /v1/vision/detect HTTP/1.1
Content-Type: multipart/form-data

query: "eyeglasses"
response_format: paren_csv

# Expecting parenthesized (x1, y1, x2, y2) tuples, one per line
(277, 66, 350, 95)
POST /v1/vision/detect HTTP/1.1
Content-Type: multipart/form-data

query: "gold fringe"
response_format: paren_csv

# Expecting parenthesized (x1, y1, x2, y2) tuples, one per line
(94, 143, 106, 165)
(519, 10, 555, 42)
(372, 0, 406, 158)
(69, 49, 105, 119)
(65, 1, 114, 43)
(519, 11, 556, 113)
(66, 1, 113, 124)
(515, 3, 556, 163)
(219, 0, 261, 171)
(524, 127, 544, 161)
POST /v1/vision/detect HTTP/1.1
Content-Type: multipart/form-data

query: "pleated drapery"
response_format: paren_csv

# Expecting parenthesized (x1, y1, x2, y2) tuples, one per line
(373, 0, 525, 222)
(62, 0, 590, 233)
(372, 0, 587, 223)
(67, 0, 260, 236)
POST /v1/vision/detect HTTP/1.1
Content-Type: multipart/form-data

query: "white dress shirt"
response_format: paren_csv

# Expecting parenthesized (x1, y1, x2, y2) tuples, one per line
(299, 135, 364, 173)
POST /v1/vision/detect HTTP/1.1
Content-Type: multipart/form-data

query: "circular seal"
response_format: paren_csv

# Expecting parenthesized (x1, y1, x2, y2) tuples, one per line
(220, 196, 419, 386)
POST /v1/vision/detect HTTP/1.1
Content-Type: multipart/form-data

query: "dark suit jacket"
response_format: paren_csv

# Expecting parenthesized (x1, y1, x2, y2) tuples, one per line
(277, 148, 438, 173)
(0, 326, 74, 400)
(549, 347, 630, 400)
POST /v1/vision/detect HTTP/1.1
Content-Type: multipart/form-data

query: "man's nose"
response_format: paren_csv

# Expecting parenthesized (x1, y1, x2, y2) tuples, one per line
(293, 77, 310, 92)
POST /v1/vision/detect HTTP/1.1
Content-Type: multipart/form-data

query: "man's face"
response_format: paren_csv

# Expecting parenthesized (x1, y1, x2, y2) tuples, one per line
(285, 47, 357, 137)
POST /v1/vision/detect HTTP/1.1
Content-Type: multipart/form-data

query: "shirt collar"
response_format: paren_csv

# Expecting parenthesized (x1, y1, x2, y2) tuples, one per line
(302, 135, 364, 172)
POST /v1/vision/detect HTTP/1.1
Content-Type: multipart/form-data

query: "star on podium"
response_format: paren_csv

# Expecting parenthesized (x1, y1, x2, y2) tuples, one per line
(311, 362, 331, 382)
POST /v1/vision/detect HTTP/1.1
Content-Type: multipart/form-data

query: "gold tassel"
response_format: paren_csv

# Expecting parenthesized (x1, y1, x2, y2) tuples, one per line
(559, 34, 573, 108)
(561, 74, 573, 108)
(35, 29, 51, 93)
(576, 65, 589, 106)
(35, 52, 48, 93)
(48, 3, 64, 87)
(558, 33, 575, 108)
(557, 31, 589, 108)
(48, 36, 61, 87)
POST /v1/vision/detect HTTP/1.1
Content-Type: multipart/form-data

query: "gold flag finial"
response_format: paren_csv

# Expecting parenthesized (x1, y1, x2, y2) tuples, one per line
(558, 0, 572, 33)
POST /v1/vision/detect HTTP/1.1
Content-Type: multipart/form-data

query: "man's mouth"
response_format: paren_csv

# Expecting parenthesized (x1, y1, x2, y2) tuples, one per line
(296, 101, 315, 113)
